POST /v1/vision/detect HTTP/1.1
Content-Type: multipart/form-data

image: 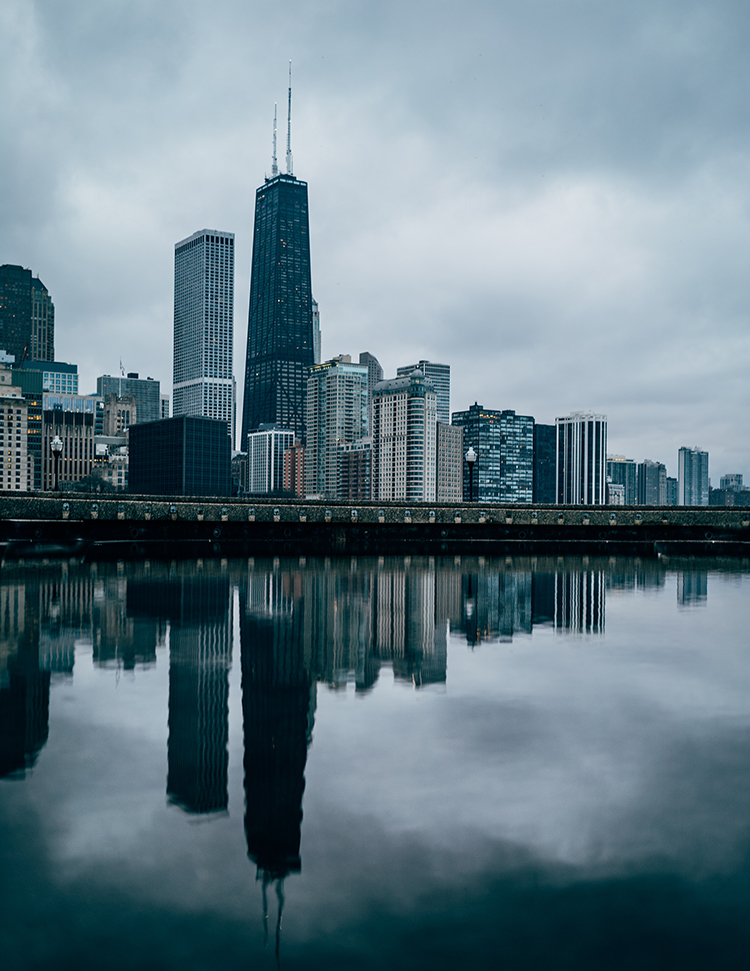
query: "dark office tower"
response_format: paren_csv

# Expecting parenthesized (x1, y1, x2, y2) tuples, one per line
(0, 265, 32, 363)
(533, 424, 556, 503)
(637, 459, 667, 505)
(240, 567, 316, 882)
(451, 403, 534, 503)
(241, 89, 314, 448)
(606, 455, 637, 505)
(30, 277, 54, 362)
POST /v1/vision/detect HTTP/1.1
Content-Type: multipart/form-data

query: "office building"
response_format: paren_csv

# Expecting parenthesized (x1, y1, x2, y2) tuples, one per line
(11, 366, 43, 491)
(23, 360, 77, 395)
(30, 276, 54, 362)
(606, 455, 637, 505)
(533, 424, 556, 504)
(129, 416, 230, 496)
(396, 360, 450, 425)
(678, 447, 709, 506)
(451, 404, 534, 503)
(436, 422, 463, 502)
(241, 114, 314, 445)
(666, 476, 678, 506)
(0, 366, 31, 491)
(305, 355, 368, 499)
(720, 474, 743, 492)
(339, 438, 372, 501)
(0, 265, 32, 365)
(173, 230, 235, 444)
(372, 370, 437, 502)
(42, 406, 96, 490)
(637, 460, 667, 505)
(97, 373, 160, 425)
(359, 351, 383, 435)
(160, 394, 170, 420)
(555, 412, 607, 505)
(283, 443, 305, 497)
(247, 425, 295, 495)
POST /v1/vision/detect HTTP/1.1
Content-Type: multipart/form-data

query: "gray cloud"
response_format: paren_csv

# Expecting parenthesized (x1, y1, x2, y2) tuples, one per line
(0, 0, 748, 477)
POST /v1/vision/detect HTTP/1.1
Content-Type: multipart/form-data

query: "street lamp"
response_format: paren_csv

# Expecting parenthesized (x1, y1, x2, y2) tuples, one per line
(51, 435, 63, 492)
(465, 446, 477, 503)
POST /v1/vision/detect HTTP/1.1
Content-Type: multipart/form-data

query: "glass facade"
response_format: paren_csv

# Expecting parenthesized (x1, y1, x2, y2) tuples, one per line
(533, 424, 556, 504)
(451, 404, 534, 503)
(241, 174, 314, 446)
(396, 361, 450, 425)
(0, 264, 32, 364)
(97, 374, 160, 425)
(606, 455, 637, 505)
(129, 416, 231, 497)
(678, 446, 709, 506)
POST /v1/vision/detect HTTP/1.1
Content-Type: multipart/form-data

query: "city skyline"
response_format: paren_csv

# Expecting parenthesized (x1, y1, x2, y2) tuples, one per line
(0, 3, 748, 481)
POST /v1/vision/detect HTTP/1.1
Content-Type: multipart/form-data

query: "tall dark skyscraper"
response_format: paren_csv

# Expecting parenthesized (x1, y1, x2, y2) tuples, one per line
(241, 76, 314, 448)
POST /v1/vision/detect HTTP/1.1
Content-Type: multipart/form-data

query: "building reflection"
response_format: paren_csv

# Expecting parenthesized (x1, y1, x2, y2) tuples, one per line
(677, 570, 708, 605)
(129, 562, 232, 815)
(0, 576, 49, 778)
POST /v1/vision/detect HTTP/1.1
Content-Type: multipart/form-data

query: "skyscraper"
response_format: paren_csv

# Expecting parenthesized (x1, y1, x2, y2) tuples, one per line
(372, 370, 437, 501)
(606, 455, 637, 505)
(555, 412, 607, 505)
(97, 373, 160, 425)
(0, 265, 32, 363)
(30, 277, 54, 362)
(451, 403, 534, 503)
(396, 360, 450, 425)
(533, 424, 556, 504)
(678, 446, 709, 506)
(173, 230, 235, 445)
(637, 459, 667, 505)
(241, 79, 314, 447)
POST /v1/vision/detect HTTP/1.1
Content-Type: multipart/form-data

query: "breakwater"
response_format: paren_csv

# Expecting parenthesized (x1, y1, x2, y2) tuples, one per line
(0, 494, 748, 560)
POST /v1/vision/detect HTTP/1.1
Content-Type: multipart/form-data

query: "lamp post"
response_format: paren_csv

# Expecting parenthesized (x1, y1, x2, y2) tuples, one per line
(465, 446, 477, 503)
(51, 435, 63, 492)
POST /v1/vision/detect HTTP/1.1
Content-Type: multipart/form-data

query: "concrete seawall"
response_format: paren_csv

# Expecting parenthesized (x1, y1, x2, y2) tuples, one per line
(0, 494, 748, 561)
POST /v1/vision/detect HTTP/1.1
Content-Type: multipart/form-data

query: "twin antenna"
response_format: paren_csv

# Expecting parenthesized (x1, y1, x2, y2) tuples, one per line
(271, 61, 293, 177)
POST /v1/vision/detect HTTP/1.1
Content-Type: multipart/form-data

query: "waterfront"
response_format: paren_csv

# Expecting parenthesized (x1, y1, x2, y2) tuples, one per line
(1, 556, 749, 969)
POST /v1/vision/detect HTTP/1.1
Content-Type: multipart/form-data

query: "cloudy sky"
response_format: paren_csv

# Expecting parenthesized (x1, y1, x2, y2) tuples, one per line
(1, 0, 748, 480)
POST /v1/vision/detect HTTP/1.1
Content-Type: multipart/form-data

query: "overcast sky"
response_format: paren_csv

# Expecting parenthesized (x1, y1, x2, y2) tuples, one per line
(1, 0, 748, 480)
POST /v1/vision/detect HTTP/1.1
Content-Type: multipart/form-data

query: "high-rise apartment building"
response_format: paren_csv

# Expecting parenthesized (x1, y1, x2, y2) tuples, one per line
(97, 373, 160, 425)
(533, 424, 556, 504)
(606, 455, 637, 505)
(359, 351, 383, 437)
(637, 460, 667, 505)
(339, 438, 372, 501)
(372, 370, 437, 501)
(174, 230, 235, 445)
(396, 361, 450, 425)
(451, 403, 534, 503)
(305, 355, 368, 499)
(678, 447, 709, 506)
(720, 473, 743, 492)
(0, 365, 31, 491)
(241, 169, 314, 445)
(30, 277, 54, 362)
(555, 412, 607, 505)
(247, 425, 295, 495)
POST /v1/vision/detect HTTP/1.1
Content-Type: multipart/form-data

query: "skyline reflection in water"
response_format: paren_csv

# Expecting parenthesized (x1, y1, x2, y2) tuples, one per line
(0, 555, 747, 969)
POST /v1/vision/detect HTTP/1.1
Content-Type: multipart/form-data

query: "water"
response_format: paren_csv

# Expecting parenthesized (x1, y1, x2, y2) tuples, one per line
(1, 555, 749, 970)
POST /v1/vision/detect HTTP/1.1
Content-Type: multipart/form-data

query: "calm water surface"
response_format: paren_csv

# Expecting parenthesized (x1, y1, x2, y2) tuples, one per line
(1, 555, 749, 970)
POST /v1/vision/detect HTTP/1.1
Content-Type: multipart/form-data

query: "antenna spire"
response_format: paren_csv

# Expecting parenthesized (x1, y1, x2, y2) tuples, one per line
(271, 103, 278, 177)
(286, 60, 293, 175)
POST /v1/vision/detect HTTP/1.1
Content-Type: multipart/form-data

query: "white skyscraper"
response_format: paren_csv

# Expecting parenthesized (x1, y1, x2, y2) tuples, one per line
(555, 412, 607, 505)
(678, 446, 709, 505)
(173, 230, 235, 445)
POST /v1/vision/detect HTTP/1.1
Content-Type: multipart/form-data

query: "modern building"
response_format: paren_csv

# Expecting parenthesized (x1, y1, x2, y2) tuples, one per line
(30, 276, 54, 362)
(241, 141, 314, 445)
(0, 265, 32, 365)
(678, 447, 709, 506)
(372, 370, 437, 502)
(720, 474, 743, 492)
(0, 366, 31, 491)
(533, 424, 556, 504)
(283, 443, 305, 497)
(451, 404, 534, 504)
(359, 351, 383, 437)
(396, 361, 450, 425)
(436, 422, 463, 502)
(637, 460, 667, 505)
(173, 230, 235, 445)
(666, 476, 678, 506)
(160, 394, 170, 420)
(305, 355, 368, 499)
(97, 373, 160, 425)
(606, 455, 637, 505)
(11, 365, 43, 491)
(339, 438, 372, 501)
(24, 360, 78, 395)
(247, 424, 295, 495)
(129, 416, 231, 496)
(555, 412, 607, 505)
